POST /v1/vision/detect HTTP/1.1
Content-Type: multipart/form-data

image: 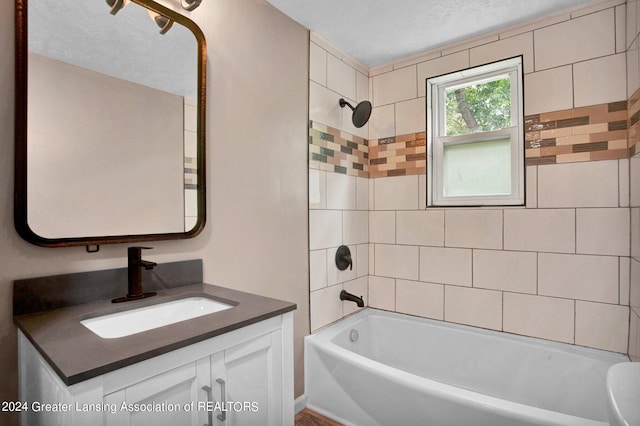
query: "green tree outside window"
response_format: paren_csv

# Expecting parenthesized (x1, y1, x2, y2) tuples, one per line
(445, 77, 511, 136)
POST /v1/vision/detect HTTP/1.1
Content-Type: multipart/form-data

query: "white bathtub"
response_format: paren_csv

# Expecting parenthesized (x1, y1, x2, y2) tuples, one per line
(304, 309, 629, 426)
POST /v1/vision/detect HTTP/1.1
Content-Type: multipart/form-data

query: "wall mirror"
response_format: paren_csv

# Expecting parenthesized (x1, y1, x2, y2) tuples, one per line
(14, 0, 206, 247)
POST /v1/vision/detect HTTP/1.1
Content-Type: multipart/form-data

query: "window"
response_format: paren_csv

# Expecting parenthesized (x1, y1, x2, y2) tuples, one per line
(426, 56, 524, 206)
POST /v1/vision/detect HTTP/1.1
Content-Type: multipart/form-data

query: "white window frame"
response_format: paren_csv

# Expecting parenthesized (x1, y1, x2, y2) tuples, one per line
(426, 56, 524, 207)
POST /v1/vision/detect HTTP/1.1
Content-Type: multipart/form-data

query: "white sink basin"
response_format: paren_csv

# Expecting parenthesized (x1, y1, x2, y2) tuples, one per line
(81, 297, 232, 338)
(606, 362, 640, 426)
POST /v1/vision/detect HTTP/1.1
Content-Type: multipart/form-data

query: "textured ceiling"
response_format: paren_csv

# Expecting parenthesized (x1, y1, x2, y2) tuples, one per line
(30, 0, 197, 98)
(265, 0, 597, 67)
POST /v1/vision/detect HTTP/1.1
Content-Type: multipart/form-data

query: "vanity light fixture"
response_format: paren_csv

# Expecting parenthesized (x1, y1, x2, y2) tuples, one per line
(105, 0, 129, 15)
(148, 10, 174, 34)
(181, 0, 202, 11)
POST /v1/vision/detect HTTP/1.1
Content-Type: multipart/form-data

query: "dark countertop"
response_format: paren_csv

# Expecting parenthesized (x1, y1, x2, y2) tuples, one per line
(14, 271, 296, 386)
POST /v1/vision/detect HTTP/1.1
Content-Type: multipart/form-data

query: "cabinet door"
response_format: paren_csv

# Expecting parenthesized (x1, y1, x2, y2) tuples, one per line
(212, 331, 283, 426)
(104, 359, 209, 426)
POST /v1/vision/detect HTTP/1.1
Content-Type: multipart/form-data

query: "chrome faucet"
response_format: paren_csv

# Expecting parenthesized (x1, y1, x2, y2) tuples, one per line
(112, 246, 157, 303)
(340, 290, 364, 307)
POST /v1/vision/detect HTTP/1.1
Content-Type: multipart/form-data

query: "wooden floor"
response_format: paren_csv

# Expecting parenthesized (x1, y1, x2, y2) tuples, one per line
(295, 408, 344, 426)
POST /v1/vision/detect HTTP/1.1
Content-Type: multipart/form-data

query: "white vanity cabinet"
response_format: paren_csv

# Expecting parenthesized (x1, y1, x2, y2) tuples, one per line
(19, 312, 293, 426)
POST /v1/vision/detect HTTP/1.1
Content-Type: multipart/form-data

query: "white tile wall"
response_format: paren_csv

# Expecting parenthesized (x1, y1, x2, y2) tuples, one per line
(310, 1, 633, 353)
(184, 100, 197, 133)
(310, 249, 328, 291)
(310, 284, 343, 331)
(419, 176, 427, 209)
(309, 42, 327, 86)
(621, 256, 631, 305)
(416, 51, 469, 97)
(368, 276, 396, 311)
(575, 301, 629, 353)
(309, 210, 342, 250)
(620, 159, 630, 207)
(444, 209, 503, 249)
(343, 211, 368, 245)
(356, 71, 369, 103)
(374, 244, 419, 280)
(444, 286, 502, 330)
(309, 81, 342, 129)
(524, 66, 573, 115)
(526, 166, 538, 208)
(537, 160, 620, 208)
(473, 250, 537, 294)
(396, 279, 444, 320)
(534, 9, 615, 70)
(631, 156, 640, 207)
(395, 97, 426, 135)
(309, 168, 326, 209)
(419, 246, 472, 286)
(627, 0, 637, 51)
(369, 104, 396, 140)
(369, 211, 395, 244)
(396, 210, 444, 246)
(630, 310, 640, 360)
(628, 39, 640, 98)
(573, 53, 627, 107)
(505, 209, 575, 253)
(470, 32, 534, 73)
(570, 0, 625, 19)
(356, 177, 369, 211)
(503, 293, 574, 343)
(327, 54, 356, 101)
(372, 66, 417, 106)
(373, 175, 420, 210)
(633, 208, 640, 259)
(184, 130, 197, 158)
(538, 253, 619, 303)
(185, 189, 198, 218)
(326, 172, 356, 210)
(356, 244, 369, 278)
(576, 208, 630, 256)
(631, 259, 640, 309)
(184, 216, 197, 232)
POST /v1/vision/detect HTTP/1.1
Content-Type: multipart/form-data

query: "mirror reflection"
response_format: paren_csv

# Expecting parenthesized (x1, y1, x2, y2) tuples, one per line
(18, 0, 205, 245)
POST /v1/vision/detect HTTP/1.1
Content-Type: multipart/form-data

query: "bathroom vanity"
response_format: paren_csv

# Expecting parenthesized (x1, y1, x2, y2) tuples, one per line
(14, 260, 296, 426)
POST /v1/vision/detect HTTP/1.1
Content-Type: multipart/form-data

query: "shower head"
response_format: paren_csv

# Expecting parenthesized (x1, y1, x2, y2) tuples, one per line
(339, 98, 372, 128)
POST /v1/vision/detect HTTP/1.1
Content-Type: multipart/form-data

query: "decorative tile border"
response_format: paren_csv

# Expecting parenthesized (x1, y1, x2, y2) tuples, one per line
(184, 156, 197, 189)
(524, 101, 628, 166)
(369, 133, 426, 178)
(310, 99, 634, 179)
(309, 121, 369, 177)
(629, 87, 640, 157)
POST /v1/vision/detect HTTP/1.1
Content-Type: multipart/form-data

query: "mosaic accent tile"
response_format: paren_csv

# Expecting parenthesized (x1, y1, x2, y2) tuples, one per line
(310, 97, 633, 180)
(629, 88, 640, 156)
(309, 121, 369, 178)
(524, 101, 629, 166)
(184, 156, 197, 189)
(369, 133, 426, 178)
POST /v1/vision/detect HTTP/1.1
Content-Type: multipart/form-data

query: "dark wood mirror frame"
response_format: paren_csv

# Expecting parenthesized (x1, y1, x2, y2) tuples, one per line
(14, 0, 207, 247)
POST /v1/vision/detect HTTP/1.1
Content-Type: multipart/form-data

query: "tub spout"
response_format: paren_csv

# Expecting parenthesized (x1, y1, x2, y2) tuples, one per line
(340, 290, 364, 307)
